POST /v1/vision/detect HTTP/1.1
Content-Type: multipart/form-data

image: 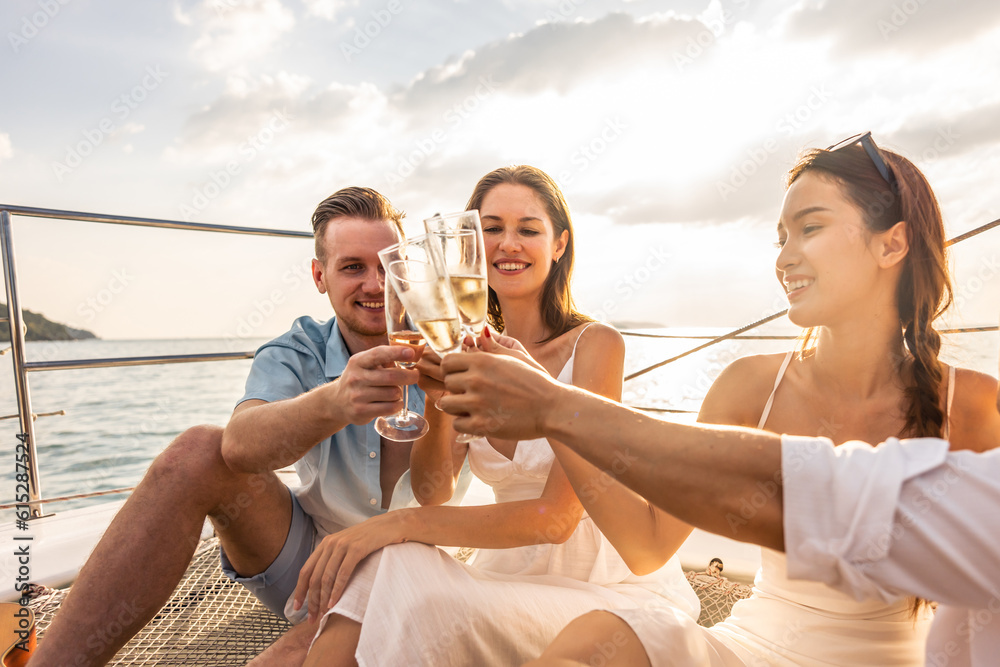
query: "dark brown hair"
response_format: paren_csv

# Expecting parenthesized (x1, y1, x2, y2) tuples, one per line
(787, 143, 953, 441)
(311, 186, 404, 262)
(789, 141, 951, 619)
(466, 165, 592, 343)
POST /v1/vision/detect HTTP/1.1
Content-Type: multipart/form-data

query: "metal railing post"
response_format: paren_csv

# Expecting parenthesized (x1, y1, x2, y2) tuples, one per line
(0, 203, 312, 519)
(1, 210, 44, 517)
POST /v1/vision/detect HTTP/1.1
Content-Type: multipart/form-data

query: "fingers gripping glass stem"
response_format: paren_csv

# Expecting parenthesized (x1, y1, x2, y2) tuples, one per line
(374, 267, 429, 442)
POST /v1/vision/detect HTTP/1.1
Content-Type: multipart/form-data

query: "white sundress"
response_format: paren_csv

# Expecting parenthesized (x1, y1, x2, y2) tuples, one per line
(309, 325, 700, 665)
(609, 351, 948, 666)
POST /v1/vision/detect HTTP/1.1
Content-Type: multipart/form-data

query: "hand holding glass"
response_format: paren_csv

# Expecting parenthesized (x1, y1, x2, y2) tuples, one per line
(373, 236, 441, 442)
(373, 274, 429, 442)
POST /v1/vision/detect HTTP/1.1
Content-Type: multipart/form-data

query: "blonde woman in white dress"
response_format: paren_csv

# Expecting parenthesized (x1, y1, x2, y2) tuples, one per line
(292, 165, 699, 666)
(529, 135, 1000, 666)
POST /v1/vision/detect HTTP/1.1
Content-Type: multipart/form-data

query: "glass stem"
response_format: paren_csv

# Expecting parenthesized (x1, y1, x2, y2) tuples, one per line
(400, 383, 410, 420)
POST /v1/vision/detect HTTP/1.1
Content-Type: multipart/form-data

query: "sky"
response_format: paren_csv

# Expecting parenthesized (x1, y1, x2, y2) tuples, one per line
(2, 0, 999, 343)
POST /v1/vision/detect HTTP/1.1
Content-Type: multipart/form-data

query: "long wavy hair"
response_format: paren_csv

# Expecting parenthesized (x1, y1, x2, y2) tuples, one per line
(787, 143, 953, 441)
(789, 141, 951, 619)
(466, 165, 592, 343)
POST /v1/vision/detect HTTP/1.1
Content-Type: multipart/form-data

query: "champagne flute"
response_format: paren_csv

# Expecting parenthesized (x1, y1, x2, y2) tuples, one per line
(424, 211, 489, 338)
(374, 274, 430, 442)
(386, 260, 463, 357)
(375, 235, 435, 442)
(378, 233, 437, 269)
(385, 257, 470, 443)
(424, 212, 488, 444)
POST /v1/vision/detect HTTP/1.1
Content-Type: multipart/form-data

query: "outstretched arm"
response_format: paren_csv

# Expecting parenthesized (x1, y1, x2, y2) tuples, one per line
(442, 351, 1000, 612)
(439, 352, 785, 549)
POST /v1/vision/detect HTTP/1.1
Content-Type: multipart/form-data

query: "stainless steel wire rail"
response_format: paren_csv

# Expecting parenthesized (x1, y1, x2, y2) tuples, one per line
(1, 204, 312, 518)
(3, 206, 998, 515)
(620, 325, 999, 340)
(623, 216, 1000, 383)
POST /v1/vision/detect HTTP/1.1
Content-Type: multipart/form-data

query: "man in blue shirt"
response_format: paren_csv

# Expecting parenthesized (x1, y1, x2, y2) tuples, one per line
(33, 187, 436, 666)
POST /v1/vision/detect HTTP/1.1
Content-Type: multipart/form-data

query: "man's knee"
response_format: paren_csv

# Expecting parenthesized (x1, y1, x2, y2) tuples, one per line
(144, 425, 286, 529)
(145, 425, 228, 489)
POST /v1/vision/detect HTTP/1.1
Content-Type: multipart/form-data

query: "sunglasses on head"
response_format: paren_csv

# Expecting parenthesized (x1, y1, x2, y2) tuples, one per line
(826, 131, 897, 190)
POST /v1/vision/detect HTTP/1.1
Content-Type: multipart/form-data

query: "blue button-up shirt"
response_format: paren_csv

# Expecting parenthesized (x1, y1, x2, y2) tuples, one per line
(239, 315, 454, 535)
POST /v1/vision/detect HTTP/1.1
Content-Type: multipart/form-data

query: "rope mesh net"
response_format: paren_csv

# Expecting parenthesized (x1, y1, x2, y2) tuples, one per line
(29, 538, 291, 665)
(27, 540, 748, 662)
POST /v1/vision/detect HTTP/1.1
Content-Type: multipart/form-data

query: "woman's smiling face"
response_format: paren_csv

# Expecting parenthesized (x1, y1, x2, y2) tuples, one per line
(775, 171, 894, 328)
(480, 183, 567, 300)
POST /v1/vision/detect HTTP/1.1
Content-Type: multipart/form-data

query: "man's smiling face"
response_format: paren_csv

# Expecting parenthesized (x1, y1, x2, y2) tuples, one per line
(312, 216, 402, 352)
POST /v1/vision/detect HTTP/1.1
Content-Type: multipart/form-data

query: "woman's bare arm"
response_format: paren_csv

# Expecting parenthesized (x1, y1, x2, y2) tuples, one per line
(546, 324, 694, 575)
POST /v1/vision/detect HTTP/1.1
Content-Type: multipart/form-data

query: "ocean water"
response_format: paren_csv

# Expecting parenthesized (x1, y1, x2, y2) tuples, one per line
(1, 328, 997, 515)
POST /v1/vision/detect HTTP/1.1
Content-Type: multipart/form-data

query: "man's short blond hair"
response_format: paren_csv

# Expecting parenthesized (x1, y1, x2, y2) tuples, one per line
(311, 187, 404, 262)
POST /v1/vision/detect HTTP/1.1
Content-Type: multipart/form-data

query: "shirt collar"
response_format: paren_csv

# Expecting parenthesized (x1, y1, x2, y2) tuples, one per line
(324, 317, 353, 379)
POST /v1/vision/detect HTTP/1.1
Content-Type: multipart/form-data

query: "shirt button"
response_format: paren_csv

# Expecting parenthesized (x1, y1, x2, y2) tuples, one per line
(369, 451, 377, 459)
(369, 498, 377, 505)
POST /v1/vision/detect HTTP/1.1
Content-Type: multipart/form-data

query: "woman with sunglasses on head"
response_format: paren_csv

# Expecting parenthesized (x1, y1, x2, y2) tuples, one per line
(527, 134, 1000, 666)
(294, 165, 699, 666)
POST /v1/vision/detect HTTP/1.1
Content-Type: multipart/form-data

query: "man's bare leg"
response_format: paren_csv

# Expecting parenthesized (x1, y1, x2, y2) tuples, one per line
(30, 425, 293, 667)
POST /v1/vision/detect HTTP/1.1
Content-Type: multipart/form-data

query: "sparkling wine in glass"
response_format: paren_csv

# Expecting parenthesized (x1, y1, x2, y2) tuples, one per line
(381, 234, 473, 441)
(444, 239, 488, 335)
(374, 273, 429, 442)
(386, 259, 464, 356)
(425, 211, 489, 337)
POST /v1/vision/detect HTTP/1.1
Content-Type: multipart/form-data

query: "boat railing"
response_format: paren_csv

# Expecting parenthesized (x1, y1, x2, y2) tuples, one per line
(623, 216, 1000, 383)
(1, 204, 311, 518)
(3, 205, 998, 517)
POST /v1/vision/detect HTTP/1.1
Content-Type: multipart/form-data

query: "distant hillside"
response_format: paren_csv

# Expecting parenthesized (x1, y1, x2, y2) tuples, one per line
(0, 303, 98, 342)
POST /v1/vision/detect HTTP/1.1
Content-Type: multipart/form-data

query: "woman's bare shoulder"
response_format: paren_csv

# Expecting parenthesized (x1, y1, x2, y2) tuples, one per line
(711, 352, 793, 391)
(952, 367, 998, 397)
(948, 367, 1000, 452)
(574, 321, 624, 350)
(698, 352, 794, 427)
(566, 322, 625, 375)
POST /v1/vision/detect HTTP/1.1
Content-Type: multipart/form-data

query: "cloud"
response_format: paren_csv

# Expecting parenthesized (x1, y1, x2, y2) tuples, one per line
(782, 0, 1000, 56)
(886, 101, 1000, 162)
(589, 97, 1000, 230)
(574, 163, 783, 228)
(176, 71, 311, 155)
(605, 96, 1000, 229)
(183, 0, 296, 72)
(173, 3, 193, 26)
(0, 133, 12, 163)
(168, 8, 834, 233)
(169, 6, 1000, 237)
(119, 123, 146, 136)
(398, 13, 704, 111)
(302, 0, 359, 21)
(383, 149, 503, 215)
(170, 12, 707, 163)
